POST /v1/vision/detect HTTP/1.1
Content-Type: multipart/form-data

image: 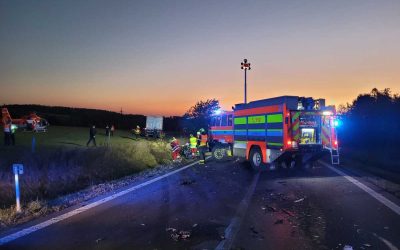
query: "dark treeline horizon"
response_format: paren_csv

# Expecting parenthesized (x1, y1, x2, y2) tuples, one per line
(4, 104, 183, 132)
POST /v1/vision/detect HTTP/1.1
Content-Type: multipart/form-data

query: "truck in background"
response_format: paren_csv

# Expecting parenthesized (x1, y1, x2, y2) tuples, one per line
(209, 96, 340, 170)
(145, 116, 163, 138)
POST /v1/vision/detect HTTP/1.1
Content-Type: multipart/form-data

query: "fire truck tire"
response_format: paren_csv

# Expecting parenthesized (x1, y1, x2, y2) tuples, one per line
(212, 146, 226, 162)
(249, 148, 266, 171)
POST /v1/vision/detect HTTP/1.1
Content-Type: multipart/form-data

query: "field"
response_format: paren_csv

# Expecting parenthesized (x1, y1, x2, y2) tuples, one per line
(0, 126, 185, 209)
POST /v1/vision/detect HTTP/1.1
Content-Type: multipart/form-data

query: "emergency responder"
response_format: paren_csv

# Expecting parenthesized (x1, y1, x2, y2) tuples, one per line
(134, 125, 141, 139)
(86, 125, 97, 147)
(3, 118, 11, 146)
(10, 124, 17, 146)
(110, 125, 115, 136)
(198, 129, 208, 164)
(105, 125, 110, 136)
(170, 137, 180, 161)
(189, 134, 197, 157)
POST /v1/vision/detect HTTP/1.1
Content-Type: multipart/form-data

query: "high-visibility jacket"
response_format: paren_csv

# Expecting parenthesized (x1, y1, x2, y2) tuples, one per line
(199, 134, 208, 147)
(189, 136, 197, 148)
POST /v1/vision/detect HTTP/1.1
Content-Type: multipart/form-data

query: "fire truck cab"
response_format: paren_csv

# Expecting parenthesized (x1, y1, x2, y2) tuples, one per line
(209, 96, 340, 170)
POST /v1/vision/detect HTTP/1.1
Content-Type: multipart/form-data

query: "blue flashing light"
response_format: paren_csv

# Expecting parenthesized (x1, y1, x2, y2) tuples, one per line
(333, 119, 342, 127)
(214, 109, 222, 115)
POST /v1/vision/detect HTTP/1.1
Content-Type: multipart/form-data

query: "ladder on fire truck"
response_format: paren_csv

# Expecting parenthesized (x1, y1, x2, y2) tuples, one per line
(329, 135, 340, 165)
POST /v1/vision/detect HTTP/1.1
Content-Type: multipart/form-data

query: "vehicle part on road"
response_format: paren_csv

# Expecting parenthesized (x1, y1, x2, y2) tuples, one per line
(166, 228, 191, 241)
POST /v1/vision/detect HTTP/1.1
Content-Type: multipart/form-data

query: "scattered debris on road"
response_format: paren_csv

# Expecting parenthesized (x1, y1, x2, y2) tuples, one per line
(180, 179, 196, 186)
(281, 208, 295, 217)
(95, 238, 103, 244)
(343, 245, 353, 250)
(274, 219, 284, 225)
(294, 198, 305, 203)
(166, 228, 191, 241)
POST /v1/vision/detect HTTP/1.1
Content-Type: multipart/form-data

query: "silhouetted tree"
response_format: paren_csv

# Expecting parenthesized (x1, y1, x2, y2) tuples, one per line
(340, 88, 400, 171)
(182, 99, 220, 134)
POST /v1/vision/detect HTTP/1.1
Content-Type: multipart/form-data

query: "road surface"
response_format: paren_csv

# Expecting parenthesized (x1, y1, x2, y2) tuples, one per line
(1, 159, 399, 250)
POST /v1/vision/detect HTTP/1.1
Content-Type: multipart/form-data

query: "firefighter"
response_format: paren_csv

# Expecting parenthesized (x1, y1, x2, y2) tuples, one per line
(134, 125, 141, 139)
(105, 125, 110, 136)
(110, 125, 115, 136)
(189, 134, 198, 157)
(198, 129, 208, 164)
(3, 118, 11, 146)
(10, 124, 17, 146)
(86, 125, 97, 147)
(170, 137, 181, 161)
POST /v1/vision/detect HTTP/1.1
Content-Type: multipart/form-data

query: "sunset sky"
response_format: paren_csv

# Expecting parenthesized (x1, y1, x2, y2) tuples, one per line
(1, 0, 399, 116)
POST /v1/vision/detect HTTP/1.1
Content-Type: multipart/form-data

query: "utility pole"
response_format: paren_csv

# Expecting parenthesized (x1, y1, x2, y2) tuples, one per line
(241, 59, 251, 104)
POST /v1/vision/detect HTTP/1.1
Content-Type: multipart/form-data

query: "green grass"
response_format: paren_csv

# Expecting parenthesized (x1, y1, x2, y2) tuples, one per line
(0, 126, 183, 209)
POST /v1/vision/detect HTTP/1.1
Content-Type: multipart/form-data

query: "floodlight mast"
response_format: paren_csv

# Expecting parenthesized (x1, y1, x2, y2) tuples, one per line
(241, 59, 251, 104)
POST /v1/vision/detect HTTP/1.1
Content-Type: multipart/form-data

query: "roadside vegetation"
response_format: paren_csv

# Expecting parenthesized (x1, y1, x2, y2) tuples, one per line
(0, 126, 176, 227)
(339, 88, 400, 180)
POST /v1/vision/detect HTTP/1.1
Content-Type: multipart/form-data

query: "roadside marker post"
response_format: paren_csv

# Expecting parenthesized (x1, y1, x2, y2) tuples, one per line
(12, 164, 24, 213)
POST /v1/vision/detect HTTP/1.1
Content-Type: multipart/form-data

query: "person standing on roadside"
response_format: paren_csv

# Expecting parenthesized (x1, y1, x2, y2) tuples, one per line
(198, 129, 208, 164)
(10, 124, 17, 146)
(110, 125, 115, 136)
(87, 125, 97, 147)
(3, 118, 11, 146)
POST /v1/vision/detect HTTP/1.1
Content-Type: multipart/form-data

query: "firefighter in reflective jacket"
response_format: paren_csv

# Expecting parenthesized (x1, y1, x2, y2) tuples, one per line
(198, 130, 208, 164)
(170, 137, 181, 161)
(189, 134, 197, 157)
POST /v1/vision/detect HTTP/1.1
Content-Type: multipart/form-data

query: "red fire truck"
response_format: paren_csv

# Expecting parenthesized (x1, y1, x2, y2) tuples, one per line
(209, 96, 339, 170)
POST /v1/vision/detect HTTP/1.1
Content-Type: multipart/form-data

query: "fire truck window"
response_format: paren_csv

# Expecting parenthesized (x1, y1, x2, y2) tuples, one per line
(216, 116, 221, 126)
(300, 128, 316, 144)
(221, 114, 227, 126)
(228, 115, 233, 126)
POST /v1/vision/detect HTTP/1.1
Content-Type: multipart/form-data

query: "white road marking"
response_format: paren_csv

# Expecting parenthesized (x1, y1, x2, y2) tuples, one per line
(215, 171, 260, 250)
(0, 160, 205, 245)
(374, 233, 399, 250)
(320, 161, 400, 216)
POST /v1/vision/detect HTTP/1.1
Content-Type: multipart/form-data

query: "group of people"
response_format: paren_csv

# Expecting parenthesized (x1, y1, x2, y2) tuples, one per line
(86, 124, 115, 147)
(105, 125, 115, 137)
(170, 128, 208, 164)
(3, 117, 17, 146)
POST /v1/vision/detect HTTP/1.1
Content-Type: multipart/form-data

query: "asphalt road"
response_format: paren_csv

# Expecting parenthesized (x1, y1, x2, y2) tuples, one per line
(1, 159, 400, 250)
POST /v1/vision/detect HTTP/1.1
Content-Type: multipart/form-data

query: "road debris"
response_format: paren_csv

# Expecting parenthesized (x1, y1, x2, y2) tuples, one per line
(274, 219, 284, 225)
(95, 238, 103, 244)
(192, 223, 198, 228)
(363, 243, 372, 248)
(140, 223, 146, 226)
(180, 179, 196, 185)
(250, 226, 259, 234)
(343, 245, 353, 250)
(166, 228, 191, 241)
(261, 205, 277, 213)
(294, 198, 305, 203)
(281, 208, 295, 217)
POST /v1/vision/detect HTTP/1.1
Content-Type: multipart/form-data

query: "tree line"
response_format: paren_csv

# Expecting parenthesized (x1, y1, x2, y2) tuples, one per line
(5, 104, 183, 131)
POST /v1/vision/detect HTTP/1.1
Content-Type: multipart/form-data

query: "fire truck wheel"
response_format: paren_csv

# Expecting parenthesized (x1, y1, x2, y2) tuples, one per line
(249, 148, 265, 171)
(212, 146, 226, 161)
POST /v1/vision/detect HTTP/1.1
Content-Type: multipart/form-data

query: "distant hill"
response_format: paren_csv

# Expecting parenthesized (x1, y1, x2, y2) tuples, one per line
(5, 104, 183, 131)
